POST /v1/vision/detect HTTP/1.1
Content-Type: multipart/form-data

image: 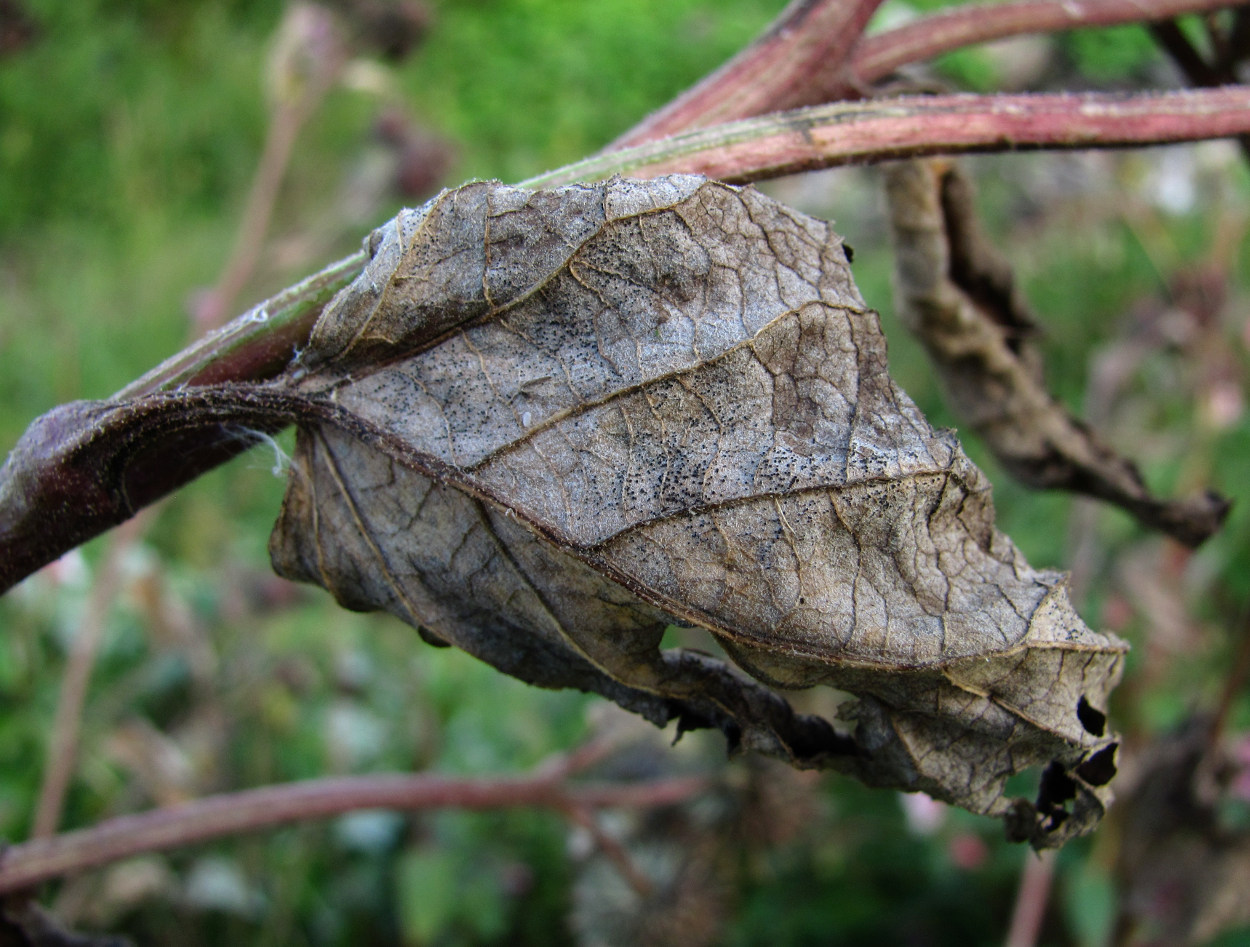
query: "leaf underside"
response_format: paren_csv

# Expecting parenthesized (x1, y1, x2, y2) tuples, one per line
(265, 176, 1125, 847)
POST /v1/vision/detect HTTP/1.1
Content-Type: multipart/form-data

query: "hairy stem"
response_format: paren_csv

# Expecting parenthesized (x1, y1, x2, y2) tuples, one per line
(163, 85, 1250, 400)
(528, 87, 1250, 187)
(115, 250, 365, 400)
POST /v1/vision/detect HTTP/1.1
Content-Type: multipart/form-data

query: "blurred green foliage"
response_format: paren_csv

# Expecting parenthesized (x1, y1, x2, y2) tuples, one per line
(2, 1, 1250, 944)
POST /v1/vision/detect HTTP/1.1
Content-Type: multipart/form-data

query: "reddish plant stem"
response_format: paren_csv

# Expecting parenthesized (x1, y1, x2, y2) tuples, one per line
(1005, 848, 1057, 947)
(607, 0, 885, 149)
(534, 733, 629, 780)
(0, 772, 705, 893)
(194, 99, 317, 332)
(23, 10, 349, 835)
(115, 250, 364, 400)
(3, 87, 1249, 596)
(848, 0, 1241, 93)
(531, 87, 1250, 187)
(609, 0, 1243, 151)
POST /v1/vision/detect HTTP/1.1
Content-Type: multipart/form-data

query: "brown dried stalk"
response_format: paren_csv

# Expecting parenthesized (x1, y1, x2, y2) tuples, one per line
(883, 158, 1229, 545)
(1004, 849, 1057, 947)
(195, 3, 347, 331)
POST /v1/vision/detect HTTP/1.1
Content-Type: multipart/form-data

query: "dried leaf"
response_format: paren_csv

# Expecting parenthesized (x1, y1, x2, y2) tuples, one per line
(883, 159, 1229, 547)
(266, 176, 1125, 846)
(0, 175, 1126, 845)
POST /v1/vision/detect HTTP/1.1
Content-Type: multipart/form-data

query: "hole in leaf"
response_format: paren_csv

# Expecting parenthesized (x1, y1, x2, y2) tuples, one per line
(786, 714, 859, 759)
(671, 704, 739, 751)
(660, 624, 729, 660)
(1076, 696, 1106, 736)
(1075, 744, 1118, 787)
(1037, 761, 1077, 814)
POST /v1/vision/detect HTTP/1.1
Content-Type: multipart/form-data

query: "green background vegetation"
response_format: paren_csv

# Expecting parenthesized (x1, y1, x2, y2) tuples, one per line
(2, 1, 1249, 943)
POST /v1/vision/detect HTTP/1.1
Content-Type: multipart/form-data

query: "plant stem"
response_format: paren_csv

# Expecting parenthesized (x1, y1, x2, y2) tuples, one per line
(849, 0, 1242, 92)
(608, 0, 885, 149)
(607, 0, 1244, 147)
(1149, 17, 1250, 162)
(30, 517, 147, 839)
(115, 249, 365, 400)
(527, 86, 1250, 188)
(561, 805, 655, 898)
(193, 3, 347, 331)
(1004, 848, 1057, 947)
(0, 772, 705, 893)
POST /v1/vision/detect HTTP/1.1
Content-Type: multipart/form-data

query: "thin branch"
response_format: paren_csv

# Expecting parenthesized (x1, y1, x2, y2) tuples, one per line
(607, 0, 885, 149)
(533, 733, 629, 780)
(882, 157, 1228, 545)
(561, 805, 654, 898)
(137, 84, 1250, 400)
(527, 86, 1250, 187)
(1152, 19, 1224, 86)
(194, 4, 346, 332)
(25, 7, 351, 844)
(115, 250, 365, 400)
(193, 83, 322, 332)
(611, 0, 1244, 144)
(31, 517, 147, 839)
(0, 771, 706, 893)
(849, 0, 1242, 92)
(1004, 848, 1057, 947)
(1148, 17, 1250, 161)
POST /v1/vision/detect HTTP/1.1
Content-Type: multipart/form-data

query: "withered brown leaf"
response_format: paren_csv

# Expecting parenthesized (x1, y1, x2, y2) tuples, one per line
(884, 159, 1229, 546)
(267, 176, 1126, 847)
